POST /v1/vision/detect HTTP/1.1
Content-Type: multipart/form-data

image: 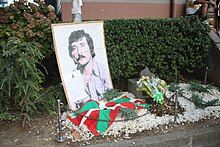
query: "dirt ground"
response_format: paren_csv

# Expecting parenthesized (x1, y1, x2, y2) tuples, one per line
(0, 114, 219, 147)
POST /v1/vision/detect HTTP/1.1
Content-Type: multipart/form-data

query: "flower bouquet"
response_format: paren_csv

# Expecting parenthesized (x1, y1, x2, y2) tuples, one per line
(136, 76, 167, 105)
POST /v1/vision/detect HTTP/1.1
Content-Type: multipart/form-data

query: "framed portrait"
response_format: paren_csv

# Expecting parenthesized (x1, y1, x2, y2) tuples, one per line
(51, 21, 113, 110)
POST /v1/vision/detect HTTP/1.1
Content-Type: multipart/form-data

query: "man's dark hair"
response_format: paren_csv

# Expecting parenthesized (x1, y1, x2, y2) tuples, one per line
(68, 30, 95, 58)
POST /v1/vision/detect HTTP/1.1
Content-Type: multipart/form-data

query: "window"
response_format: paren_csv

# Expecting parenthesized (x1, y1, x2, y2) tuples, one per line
(0, 0, 8, 8)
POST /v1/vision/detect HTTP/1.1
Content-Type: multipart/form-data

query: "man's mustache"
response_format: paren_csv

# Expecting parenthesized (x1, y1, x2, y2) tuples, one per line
(76, 54, 86, 62)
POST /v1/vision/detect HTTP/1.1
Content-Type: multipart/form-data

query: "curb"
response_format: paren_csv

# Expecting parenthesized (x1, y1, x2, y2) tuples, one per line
(88, 124, 220, 147)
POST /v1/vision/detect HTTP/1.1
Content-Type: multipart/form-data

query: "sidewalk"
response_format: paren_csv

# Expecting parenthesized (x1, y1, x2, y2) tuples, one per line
(89, 124, 220, 147)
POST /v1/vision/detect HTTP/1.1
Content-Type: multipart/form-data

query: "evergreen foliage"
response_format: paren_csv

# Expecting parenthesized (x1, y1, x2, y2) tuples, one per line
(191, 93, 219, 109)
(104, 16, 213, 82)
(103, 89, 122, 101)
(189, 81, 212, 93)
(168, 83, 184, 96)
(120, 108, 138, 120)
(0, 0, 63, 121)
(168, 83, 182, 92)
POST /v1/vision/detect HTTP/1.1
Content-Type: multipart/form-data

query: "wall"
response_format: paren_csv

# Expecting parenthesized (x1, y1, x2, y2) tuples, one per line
(61, 0, 187, 22)
(208, 32, 220, 87)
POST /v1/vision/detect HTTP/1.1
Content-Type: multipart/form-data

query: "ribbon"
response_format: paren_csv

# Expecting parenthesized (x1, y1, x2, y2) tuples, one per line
(153, 91, 164, 104)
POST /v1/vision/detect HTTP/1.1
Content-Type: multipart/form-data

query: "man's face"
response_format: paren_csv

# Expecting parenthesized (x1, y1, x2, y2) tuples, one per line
(71, 36, 92, 66)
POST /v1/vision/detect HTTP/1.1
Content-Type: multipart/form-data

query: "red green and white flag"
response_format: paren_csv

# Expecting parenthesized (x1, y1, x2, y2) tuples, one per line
(67, 95, 150, 135)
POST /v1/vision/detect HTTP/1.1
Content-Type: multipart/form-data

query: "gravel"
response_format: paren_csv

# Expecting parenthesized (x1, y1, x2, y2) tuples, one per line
(62, 83, 220, 142)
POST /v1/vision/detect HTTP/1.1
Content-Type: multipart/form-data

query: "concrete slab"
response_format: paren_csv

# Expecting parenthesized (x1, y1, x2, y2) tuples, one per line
(128, 78, 148, 99)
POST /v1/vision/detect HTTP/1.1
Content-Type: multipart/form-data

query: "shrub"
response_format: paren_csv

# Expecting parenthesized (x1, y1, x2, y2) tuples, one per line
(0, 1, 62, 122)
(104, 16, 213, 82)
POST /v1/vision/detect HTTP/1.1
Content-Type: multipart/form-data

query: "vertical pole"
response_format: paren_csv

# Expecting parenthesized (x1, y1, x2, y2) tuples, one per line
(204, 67, 208, 85)
(55, 99, 66, 142)
(174, 92, 178, 124)
(170, 0, 176, 18)
(170, 0, 173, 18)
(58, 99, 62, 136)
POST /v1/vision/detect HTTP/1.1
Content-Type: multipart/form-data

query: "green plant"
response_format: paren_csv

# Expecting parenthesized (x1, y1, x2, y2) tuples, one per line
(189, 81, 212, 93)
(103, 89, 122, 101)
(0, 0, 61, 122)
(168, 83, 184, 96)
(120, 108, 138, 120)
(168, 83, 182, 92)
(104, 16, 213, 82)
(191, 93, 219, 109)
(0, 111, 19, 121)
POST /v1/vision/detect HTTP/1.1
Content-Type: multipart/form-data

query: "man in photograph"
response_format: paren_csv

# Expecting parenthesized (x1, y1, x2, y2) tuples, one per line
(68, 30, 112, 107)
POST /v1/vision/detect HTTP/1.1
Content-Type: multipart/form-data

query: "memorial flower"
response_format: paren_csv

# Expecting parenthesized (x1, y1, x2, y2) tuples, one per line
(136, 76, 167, 105)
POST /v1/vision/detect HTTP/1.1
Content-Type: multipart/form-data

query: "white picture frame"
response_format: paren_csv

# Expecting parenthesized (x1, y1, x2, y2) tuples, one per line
(51, 21, 113, 110)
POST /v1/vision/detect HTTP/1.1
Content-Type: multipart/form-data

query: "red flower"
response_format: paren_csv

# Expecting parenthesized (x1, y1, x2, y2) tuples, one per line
(23, 12, 32, 21)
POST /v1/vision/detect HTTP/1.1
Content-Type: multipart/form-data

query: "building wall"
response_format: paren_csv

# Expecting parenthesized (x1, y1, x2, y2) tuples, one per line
(61, 0, 187, 22)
